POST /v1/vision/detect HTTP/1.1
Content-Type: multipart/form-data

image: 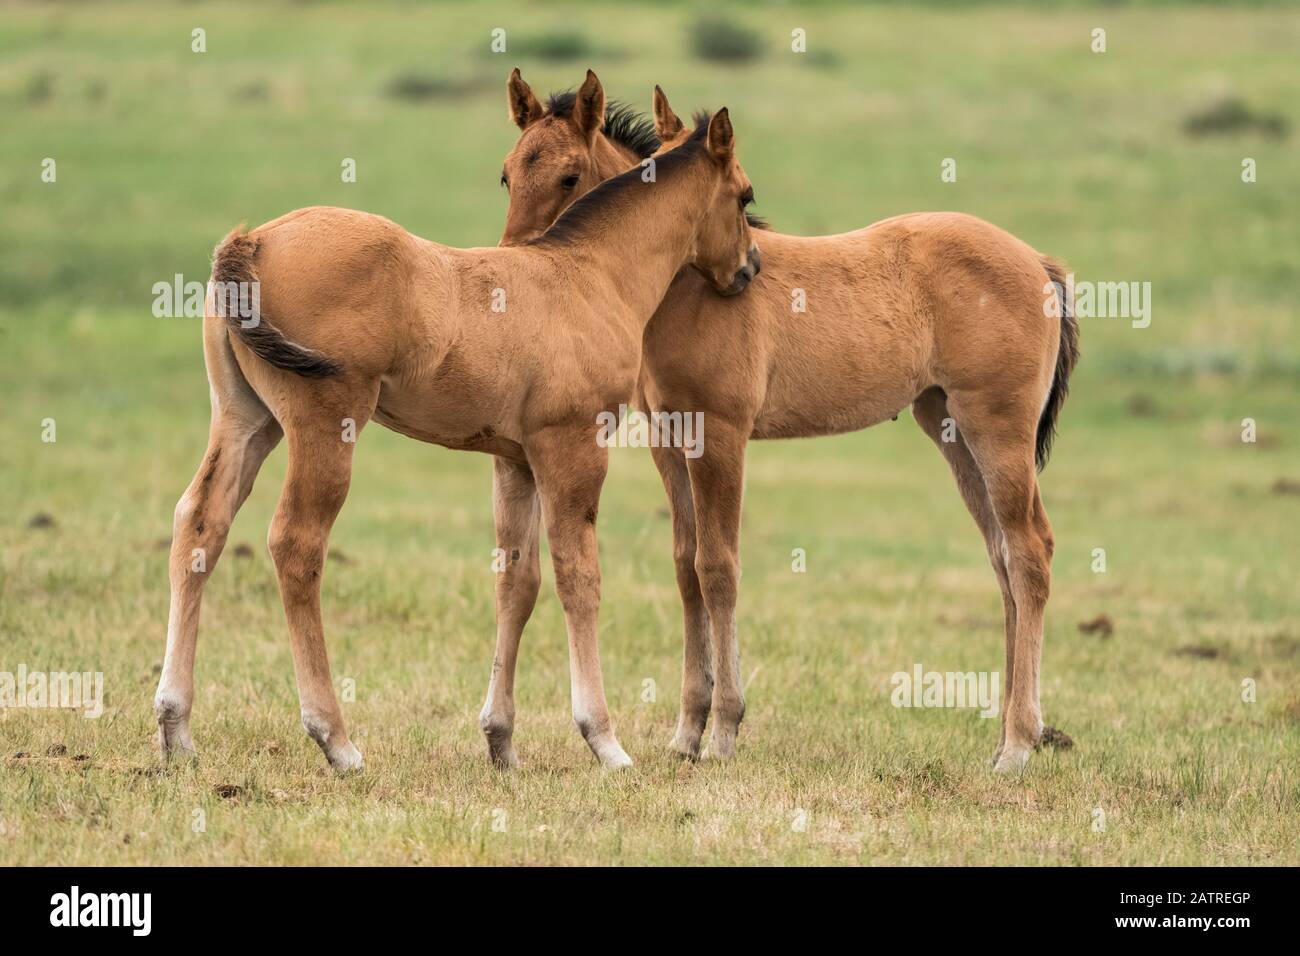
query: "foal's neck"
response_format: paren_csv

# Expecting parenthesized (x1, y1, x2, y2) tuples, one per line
(543, 150, 713, 335)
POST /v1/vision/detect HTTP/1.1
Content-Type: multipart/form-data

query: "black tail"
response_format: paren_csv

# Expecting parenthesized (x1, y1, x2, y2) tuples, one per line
(1036, 256, 1080, 471)
(210, 228, 343, 378)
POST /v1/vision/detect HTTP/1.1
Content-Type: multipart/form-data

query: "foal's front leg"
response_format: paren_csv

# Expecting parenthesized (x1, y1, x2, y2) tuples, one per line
(528, 427, 632, 769)
(479, 456, 543, 769)
(685, 420, 749, 761)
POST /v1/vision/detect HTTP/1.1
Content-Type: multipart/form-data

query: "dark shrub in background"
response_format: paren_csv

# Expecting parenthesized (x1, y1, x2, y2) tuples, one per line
(689, 15, 762, 63)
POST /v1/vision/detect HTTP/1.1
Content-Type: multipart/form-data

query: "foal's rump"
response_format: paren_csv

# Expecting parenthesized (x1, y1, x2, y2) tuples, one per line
(210, 206, 422, 384)
(899, 212, 1077, 450)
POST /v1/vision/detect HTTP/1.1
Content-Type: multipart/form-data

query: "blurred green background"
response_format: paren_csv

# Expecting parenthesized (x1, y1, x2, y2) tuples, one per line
(0, 1, 1297, 865)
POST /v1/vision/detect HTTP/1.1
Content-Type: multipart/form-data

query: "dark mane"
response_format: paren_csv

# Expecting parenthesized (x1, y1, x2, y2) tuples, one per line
(528, 122, 710, 247)
(546, 90, 660, 159)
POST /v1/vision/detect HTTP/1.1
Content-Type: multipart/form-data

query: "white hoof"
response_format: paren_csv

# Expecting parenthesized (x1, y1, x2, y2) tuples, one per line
(155, 696, 196, 758)
(600, 747, 634, 772)
(993, 746, 1031, 774)
(327, 741, 364, 773)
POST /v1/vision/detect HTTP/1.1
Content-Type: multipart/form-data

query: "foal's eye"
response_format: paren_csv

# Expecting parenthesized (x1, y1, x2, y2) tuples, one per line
(740, 187, 755, 209)
(560, 174, 580, 190)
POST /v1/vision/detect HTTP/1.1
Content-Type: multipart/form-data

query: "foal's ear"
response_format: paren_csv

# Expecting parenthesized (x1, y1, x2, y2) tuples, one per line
(572, 69, 605, 142)
(507, 68, 544, 129)
(651, 85, 685, 140)
(707, 107, 735, 162)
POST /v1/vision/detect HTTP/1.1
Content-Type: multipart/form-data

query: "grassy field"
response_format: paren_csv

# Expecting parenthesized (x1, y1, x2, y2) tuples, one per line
(1, 1, 1298, 865)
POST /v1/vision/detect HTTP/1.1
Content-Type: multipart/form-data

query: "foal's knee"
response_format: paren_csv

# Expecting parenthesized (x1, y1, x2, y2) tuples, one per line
(673, 550, 702, 598)
(694, 554, 739, 605)
(268, 523, 325, 591)
(551, 561, 599, 616)
(500, 556, 541, 602)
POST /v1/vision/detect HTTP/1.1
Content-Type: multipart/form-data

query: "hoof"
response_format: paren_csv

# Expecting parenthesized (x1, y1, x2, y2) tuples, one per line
(702, 730, 737, 762)
(489, 743, 520, 771)
(327, 741, 364, 773)
(669, 731, 702, 761)
(157, 730, 198, 761)
(155, 697, 196, 758)
(600, 748, 634, 772)
(993, 746, 1031, 775)
(480, 713, 519, 770)
(578, 718, 633, 771)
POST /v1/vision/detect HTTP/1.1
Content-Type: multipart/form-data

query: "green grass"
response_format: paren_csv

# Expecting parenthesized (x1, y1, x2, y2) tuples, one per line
(1, 1, 1298, 865)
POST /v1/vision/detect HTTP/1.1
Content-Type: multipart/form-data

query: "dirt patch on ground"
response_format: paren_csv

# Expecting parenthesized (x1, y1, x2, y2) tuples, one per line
(1078, 614, 1114, 638)
(1272, 478, 1300, 497)
(1037, 726, 1074, 750)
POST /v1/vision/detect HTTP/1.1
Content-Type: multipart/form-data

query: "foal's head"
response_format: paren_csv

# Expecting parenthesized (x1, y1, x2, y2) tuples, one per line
(500, 72, 760, 296)
(499, 68, 651, 246)
(651, 86, 761, 296)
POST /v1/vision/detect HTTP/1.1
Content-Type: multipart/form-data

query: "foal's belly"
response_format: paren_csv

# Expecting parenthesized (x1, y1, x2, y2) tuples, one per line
(751, 389, 915, 440)
(373, 377, 526, 462)
(750, 352, 930, 441)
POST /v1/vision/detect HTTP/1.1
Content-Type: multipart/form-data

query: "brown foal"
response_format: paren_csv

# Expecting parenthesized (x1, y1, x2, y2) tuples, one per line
(498, 71, 1079, 772)
(154, 83, 759, 771)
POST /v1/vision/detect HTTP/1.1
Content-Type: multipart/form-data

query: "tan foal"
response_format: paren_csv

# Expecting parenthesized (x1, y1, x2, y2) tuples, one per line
(498, 72, 1079, 772)
(154, 81, 759, 771)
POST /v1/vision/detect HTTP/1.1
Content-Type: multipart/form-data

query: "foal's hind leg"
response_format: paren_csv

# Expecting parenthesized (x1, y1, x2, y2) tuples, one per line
(945, 390, 1054, 773)
(265, 387, 377, 771)
(479, 456, 542, 769)
(911, 388, 1017, 764)
(650, 443, 713, 759)
(155, 329, 281, 757)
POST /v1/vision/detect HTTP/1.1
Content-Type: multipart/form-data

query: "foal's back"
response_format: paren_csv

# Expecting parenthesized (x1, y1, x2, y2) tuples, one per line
(243, 205, 643, 453)
(640, 210, 1058, 439)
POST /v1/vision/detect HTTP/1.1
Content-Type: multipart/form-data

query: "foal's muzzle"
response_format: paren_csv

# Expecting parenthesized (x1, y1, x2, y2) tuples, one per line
(721, 246, 762, 297)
